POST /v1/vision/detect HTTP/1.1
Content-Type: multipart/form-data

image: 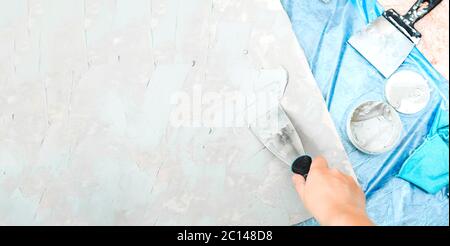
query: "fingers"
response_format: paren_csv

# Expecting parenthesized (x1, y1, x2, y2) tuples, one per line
(330, 168, 343, 176)
(292, 174, 306, 201)
(330, 168, 353, 180)
(292, 156, 329, 202)
(311, 156, 328, 170)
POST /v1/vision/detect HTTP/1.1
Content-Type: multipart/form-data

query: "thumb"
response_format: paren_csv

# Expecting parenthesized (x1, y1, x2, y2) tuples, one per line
(311, 156, 329, 169)
(292, 174, 306, 201)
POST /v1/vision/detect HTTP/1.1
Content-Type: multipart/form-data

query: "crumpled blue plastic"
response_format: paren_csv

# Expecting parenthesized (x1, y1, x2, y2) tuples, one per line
(281, 0, 449, 225)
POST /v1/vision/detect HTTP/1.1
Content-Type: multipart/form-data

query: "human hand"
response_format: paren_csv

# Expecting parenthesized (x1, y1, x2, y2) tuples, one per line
(292, 156, 374, 226)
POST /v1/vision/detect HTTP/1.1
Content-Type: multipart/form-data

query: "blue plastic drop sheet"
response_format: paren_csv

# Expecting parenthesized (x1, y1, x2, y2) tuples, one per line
(281, 0, 449, 225)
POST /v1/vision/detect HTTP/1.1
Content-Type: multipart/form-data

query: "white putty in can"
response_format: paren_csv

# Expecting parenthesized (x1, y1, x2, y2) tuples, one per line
(347, 101, 403, 154)
(385, 70, 430, 115)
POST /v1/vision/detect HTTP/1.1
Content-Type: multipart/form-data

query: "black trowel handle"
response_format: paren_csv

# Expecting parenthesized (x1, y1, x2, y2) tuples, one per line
(404, 0, 443, 25)
(292, 155, 312, 179)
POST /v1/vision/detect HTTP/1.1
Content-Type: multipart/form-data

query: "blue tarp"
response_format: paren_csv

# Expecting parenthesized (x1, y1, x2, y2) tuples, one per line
(281, 0, 449, 225)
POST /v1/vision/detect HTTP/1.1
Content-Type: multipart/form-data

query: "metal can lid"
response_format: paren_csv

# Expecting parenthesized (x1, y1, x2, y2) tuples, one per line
(385, 70, 430, 115)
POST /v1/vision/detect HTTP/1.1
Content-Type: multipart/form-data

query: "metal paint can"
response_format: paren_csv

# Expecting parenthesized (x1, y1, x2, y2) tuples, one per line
(346, 101, 403, 155)
(385, 70, 430, 115)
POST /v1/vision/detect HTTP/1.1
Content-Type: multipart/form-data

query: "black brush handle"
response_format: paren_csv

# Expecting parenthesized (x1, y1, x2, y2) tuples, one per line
(291, 155, 312, 179)
(404, 0, 443, 26)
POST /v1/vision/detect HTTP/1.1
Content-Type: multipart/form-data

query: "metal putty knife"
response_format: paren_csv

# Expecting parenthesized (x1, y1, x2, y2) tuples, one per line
(249, 105, 312, 178)
(348, 0, 443, 78)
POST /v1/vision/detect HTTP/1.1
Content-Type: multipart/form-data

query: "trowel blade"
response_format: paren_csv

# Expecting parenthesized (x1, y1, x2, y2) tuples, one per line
(348, 15, 415, 78)
(249, 105, 306, 166)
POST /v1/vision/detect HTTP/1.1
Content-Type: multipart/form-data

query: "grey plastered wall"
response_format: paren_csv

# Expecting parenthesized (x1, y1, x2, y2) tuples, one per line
(0, 0, 354, 225)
